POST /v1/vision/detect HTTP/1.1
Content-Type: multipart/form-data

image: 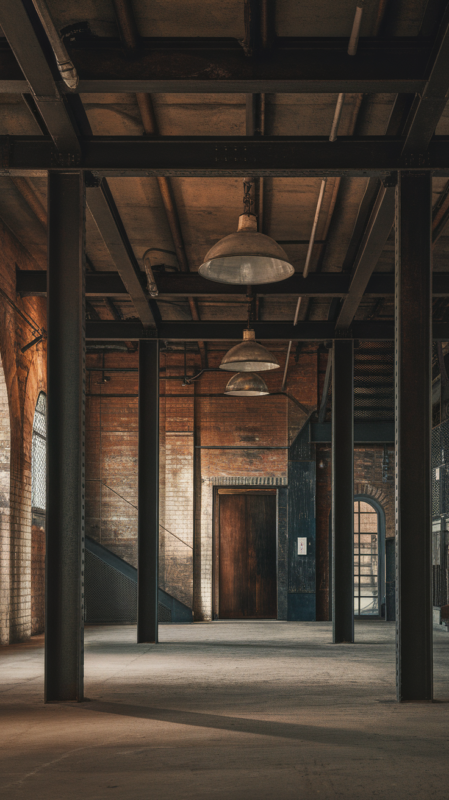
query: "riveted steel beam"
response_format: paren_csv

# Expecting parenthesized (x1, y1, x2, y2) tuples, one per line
(4, 136, 449, 177)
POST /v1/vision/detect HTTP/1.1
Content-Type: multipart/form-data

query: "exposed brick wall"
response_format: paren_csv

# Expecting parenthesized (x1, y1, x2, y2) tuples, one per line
(31, 517, 45, 635)
(0, 358, 11, 644)
(163, 432, 194, 607)
(315, 444, 395, 621)
(84, 345, 398, 628)
(85, 357, 139, 567)
(0, 217, 47, 644)
(85, 348, 319, 621)
(191, 352, 299, 620)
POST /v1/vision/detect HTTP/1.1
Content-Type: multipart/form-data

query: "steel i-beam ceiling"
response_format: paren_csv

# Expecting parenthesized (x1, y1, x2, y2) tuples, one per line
(0, 37, 436, 95)
(83, 320, 449, 342)
(3, 136, 449, 177)
(16, 270, 449, 299)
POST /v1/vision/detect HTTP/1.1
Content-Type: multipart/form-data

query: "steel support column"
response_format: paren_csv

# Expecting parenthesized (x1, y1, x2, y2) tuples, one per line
(395, 171, 432, 701)
(45, 172, 85, 702)
(332, 339, 354, 643)
(138, 340, 159, 643)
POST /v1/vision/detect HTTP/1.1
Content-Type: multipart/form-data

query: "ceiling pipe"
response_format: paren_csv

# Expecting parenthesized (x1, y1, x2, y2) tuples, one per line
(260, 0, 275, 49)
(348, 5, 364, 56)
(112, 0, 139, 53)
(31, 0, 78, 89)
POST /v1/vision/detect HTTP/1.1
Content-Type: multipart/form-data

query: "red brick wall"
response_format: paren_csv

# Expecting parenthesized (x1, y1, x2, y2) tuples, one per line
(85, 355, 139, 567)
(0, 218, 47, 644)
(84, 346, 398, 626)
(315, 444, 395, 621)
(85, 347, 319, 615)
(31, 520, 45, 635)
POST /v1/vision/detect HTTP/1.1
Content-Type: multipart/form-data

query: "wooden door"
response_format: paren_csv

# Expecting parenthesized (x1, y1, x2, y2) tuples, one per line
(218, 493, 277, 619)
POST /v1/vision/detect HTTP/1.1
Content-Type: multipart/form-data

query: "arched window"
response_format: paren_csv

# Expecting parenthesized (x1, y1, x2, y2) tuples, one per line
(354, 499, 381, 616)
(31, 392, 46, 512)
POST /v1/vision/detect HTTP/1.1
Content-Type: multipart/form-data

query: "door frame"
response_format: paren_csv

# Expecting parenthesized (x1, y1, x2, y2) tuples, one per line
(212, 487, 278, 620)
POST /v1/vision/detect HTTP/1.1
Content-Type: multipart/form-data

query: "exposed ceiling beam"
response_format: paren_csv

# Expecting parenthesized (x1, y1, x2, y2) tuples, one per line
(86, 178, 156, 328)
(16, 270, 449, 299)
(336, 7, 449, 330)
(0, 0, 80, 154)
(336, 184, 396, 330)
(0, 38, 432, 95)
(4, 136, 449, 177)
(318, 351, 332, 424)
(401, 6, 449, 153)
(85, 320, 449, 342)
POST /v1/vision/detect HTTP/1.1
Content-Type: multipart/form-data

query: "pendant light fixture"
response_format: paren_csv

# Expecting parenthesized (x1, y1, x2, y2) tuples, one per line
(220, 328, 280, 372)
(198, 181, 295, 285)
(224, 372, 269, 397)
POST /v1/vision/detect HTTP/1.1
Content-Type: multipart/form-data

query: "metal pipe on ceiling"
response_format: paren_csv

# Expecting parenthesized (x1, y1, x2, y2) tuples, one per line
(112, 0, 139, 53)
(348, 6, 364, 56)
(31, 0, 78, 89)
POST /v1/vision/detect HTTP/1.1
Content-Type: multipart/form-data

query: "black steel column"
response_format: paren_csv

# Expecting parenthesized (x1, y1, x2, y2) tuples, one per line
(138, 339, 159, 643)
(332, 339, 354, 643)
(45, 172, 85, 702)
(395, 171, 432, 701)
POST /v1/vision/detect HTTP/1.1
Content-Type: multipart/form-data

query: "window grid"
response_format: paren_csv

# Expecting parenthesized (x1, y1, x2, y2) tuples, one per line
(31, 392, 46, 511)
(354, 500, 379, 616)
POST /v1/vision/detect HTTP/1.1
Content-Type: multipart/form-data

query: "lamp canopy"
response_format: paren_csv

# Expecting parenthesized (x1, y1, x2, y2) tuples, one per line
(224, 372, 269, 396)
(220, 329, 280, 372)
(198, 213, 295, 285)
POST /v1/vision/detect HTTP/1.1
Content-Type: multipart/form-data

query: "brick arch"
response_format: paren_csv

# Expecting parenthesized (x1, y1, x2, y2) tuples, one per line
(354, 482, 394, 538)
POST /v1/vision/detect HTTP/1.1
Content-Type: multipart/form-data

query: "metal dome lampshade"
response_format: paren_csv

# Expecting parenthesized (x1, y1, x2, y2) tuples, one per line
(224, 372, 269, 397)
(198, 213, 294, 285)
(220, 329, 280, 372)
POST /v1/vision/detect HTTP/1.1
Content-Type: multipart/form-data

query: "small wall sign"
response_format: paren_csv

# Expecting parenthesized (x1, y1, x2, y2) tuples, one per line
(297, 537, 308, 556)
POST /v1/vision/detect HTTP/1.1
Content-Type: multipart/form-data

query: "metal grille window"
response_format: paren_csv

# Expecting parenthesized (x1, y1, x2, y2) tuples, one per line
(354, 500, 379, 616)
(31, 392, 46, 511)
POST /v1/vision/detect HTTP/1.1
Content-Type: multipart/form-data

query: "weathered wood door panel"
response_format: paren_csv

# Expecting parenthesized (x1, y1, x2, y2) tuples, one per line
(219, 493, 276, 619)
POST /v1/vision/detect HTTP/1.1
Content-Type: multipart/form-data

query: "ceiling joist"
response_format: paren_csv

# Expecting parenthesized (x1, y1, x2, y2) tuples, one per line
(16, 270, 449, 300)
(0, 37, 434, 95)
(3, 136, 449, 177)
(84, 320, 449, 342)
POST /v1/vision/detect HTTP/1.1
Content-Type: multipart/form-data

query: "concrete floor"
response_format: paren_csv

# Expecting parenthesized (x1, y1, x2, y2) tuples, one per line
(1, 622, 449, 799)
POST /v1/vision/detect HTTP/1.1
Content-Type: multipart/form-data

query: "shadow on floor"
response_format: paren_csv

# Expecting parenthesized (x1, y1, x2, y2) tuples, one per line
(79, 699, 433, 750)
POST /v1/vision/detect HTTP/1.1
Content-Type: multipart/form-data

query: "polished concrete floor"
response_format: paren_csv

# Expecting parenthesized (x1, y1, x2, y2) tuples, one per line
(1, 621, 449, 799)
